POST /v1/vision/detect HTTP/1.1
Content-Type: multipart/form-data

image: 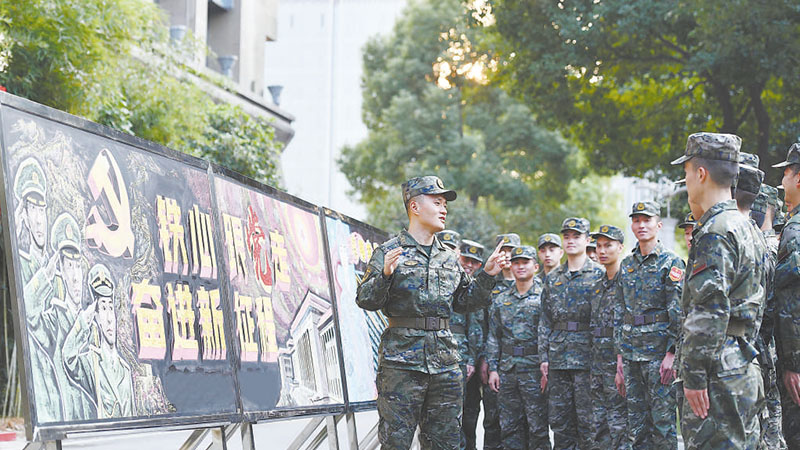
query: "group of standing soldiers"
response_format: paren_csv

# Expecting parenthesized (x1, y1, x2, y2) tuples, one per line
(355, 131, 800, 450)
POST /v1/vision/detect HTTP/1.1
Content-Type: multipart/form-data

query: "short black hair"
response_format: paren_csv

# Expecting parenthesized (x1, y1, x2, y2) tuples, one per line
(790, 163, 800, 176)
(692, 157, 739, 187)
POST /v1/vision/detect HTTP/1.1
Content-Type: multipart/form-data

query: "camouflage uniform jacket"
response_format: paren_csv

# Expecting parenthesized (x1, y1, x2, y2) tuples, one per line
(539, 258, 605, 370)
(591, 271, 623, 371)
(615, 241, 684, 362)
(467, 310, 485, 365)
(450, 311, 472, 366)
(679, 199, 766, 390)
(486, 279, 543, 372)
(356, 230, 495, 374)
(776, 205, 800, 372)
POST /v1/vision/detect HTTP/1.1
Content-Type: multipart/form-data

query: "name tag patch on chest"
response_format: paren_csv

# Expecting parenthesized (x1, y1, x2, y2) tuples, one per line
(404, 260, 419, 267)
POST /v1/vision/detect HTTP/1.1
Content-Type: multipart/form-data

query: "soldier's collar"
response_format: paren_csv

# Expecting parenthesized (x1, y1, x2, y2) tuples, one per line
(695, 199, 737, 230)
(789, 204, 800, 220)
(632, 240, 665, 260)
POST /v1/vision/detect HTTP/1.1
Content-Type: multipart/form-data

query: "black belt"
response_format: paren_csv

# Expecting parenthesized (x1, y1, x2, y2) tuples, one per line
(593, 327, 614, 338)
(624, 312, 669, 326)
(387, 317, 449, 331)
(727, 319, 747, 337)
(552, 321, 590, 332)
(450, 324, 466, 334)
(501, 344, 537, 357)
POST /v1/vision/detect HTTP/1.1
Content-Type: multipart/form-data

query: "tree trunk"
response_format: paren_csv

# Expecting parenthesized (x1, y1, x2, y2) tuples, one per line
(748, 83, 770, 164)
(708, 77, 736, 132)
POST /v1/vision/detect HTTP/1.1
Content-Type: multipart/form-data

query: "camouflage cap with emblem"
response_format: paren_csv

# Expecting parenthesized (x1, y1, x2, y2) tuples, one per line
(13, 157, 47, 206)
(88, 263, 114, 297)
(752, 185, 775, 215)
(50, 213, 81, 258)
(402, 175, 457, 206)
(670, 132, 741, 165)
(591, 224, 624, 244)
(587, 236, 597, 249)
(678, 212, 697, 230)
(739, 152, 760, 170)
(561, 217, 590, 234)
(510, 245, 537, 261)
(629, 201, 660, 218)
(495, 233, 521, 250)
(537, 233, 562, 249)
(436, 229, 461, 250)
(772, 143, 800, 168)
(460, 239, 485, 262)
(736, 163, 764, 195)
(774, 210, 786, 233)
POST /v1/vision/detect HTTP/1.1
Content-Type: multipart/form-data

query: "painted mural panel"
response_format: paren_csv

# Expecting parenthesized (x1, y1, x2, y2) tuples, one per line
(0, 103, 238, 437)
(323, 211, 388, 406)
(212, 173, 344, 417)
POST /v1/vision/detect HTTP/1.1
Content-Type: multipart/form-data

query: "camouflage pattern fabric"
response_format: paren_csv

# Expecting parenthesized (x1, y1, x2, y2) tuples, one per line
(463, 371, 482, 450)
(499, 367, 551, 450)
(483, 277, 514, 450)
(678, 199, 767, 448)
(356, 230, 495, 374)
(622, 359, 675, 449)
(548, 368, 593, 449)
(776, 205, 800, 448)
(377, 366, 464, 450)
(539, 258, 604, 449)
(590, 272, 627, 449)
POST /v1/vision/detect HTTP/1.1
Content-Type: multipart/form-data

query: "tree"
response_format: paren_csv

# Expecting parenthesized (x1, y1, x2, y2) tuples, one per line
(477, 0, 800, 184)
(340, 0, 596, 243)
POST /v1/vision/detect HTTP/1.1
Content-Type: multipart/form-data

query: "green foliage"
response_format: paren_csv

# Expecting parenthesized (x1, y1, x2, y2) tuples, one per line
(340, 0, 609, 242)
(0, 0, 282, 186)
(479, 0, 800, 184)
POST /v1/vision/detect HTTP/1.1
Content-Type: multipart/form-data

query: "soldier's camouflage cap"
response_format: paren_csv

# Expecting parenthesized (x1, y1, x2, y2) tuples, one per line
(774, 211, 786, 233)
(591, 224, 624, 244)
(629, 201, 660, 218)
(561, 217, 590, 234)
(736, 164, 764, 195)
(460, 239, 485, 262)
(587, 236, 596, 249)
(773, 143, 800, 168)
(671, 132, 741, 165)
(402, 176, 456, 206)
(677, 212, 696, 229)
(510, 245, 537, 261)
(88, 263, 114, 297)
(50, 213, 81, 257)
(495, 233, 521, 249)
(14, 157, 47, 206)
(436, 230, 460, 250)
(739, 152, 760, 169)
(537, 233, 562, 249)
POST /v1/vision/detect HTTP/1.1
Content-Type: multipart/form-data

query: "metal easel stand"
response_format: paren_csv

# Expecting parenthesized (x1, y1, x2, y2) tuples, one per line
(22, 441, 61, 450)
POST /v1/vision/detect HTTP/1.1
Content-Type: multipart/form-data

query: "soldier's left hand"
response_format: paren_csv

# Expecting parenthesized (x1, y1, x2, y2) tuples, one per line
(684, 387, 709, 418)
(784, 370, 800, 406)
(660, 352, 675, 385)
(615, 372, 625, 398)
(488, 371, 500, 392)
(483, 241, 508, 276)
(44, 251, 59, 281)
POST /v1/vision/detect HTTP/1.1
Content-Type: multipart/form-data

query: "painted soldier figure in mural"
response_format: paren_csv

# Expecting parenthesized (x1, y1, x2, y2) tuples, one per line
(589, 225, 628, 449)
(615, 200, 684, 449)
(458, 239, 486, 450)
(487, 245, 550, 450)
(356, 176, 506, 450)
(672, 132, 765, 448)
(64, 263, 134, 419)
(539, 217, 604, 449)
(773, 143, 800, 447)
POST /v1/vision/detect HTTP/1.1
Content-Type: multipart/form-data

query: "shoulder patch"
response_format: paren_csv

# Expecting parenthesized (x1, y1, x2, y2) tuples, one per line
(669, 266, 684, 282)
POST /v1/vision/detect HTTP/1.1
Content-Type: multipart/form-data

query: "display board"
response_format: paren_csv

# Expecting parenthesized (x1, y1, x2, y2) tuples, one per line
(321, 209, 388, 408)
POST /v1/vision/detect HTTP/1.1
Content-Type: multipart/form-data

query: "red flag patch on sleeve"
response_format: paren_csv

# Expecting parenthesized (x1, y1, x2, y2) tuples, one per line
(669, 266, 684, 282)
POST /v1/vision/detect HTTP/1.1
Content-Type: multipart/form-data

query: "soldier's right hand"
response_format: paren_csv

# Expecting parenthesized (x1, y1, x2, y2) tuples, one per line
(14, 201, 26, 234)
(80, 302, 97, 325)
(488, 371, 500, 392)
(45, 251, 59, 280)
(784, 370, 800, 406)
(540, 362, 549, 392)
(382, 247, 404, 277)
(615, 372, 626, 398)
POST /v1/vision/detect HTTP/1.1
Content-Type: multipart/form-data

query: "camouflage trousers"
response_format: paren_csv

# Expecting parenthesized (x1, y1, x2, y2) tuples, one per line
(376, 366, 464, 450)
(483, 384, 502, 450)
(759, 363, 786, 449)
(680, 362, 763, 449)
(548, 368, 593, 450)
(622, 358, 676, 449)
(590, 364, 627, 450)
(498, 366, 551, 450)
(778, 370, 800, 450)
(463, 368, 482, 450)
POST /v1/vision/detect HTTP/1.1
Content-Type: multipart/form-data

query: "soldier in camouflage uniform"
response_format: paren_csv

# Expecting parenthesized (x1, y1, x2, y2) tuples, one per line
(357, 176, 506, 450)
(537, 234, 563, 280)
(672, 132, 765, 448)
(479, 233, 521, 450)
(738, 154, 786, 449)
(487, 246, 550, 450)
(589, 225, 628, 450)
(459, 239, 487, 450)
(539, 217, 604, 449)
(586, 237, 598, 263)
(615, 200, 684, 449)
(772, 144, 800, 448)
(677, 212, 696, 250)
